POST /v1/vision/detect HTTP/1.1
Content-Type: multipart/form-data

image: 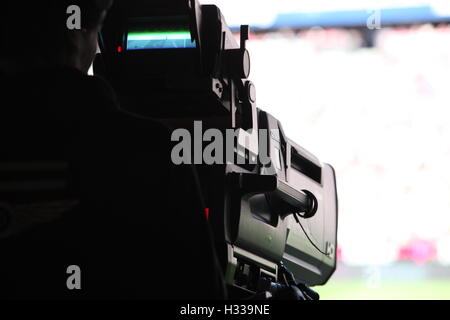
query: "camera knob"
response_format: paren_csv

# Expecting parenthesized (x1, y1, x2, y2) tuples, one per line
(245, 81, 256, 103)
(225, 48, 251, 79)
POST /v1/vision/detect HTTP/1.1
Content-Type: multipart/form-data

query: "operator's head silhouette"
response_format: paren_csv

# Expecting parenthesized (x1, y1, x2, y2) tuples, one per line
(2, 0, 113, 74)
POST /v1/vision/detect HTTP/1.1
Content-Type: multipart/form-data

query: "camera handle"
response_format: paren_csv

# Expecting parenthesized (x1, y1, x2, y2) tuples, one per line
(232, 172, 330, 256)
(235, 173, 318, 219)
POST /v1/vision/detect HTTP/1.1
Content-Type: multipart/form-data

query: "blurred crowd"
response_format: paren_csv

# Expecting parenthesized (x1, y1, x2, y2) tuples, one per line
(245, 24, 450, 267)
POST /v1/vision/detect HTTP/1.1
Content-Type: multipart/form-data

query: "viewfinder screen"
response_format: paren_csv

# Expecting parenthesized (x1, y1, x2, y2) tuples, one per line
(126, 16, 196, 50)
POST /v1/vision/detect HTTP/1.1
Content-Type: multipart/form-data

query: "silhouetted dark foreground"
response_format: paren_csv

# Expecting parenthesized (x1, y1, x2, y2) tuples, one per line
(0, 0, 224, 300)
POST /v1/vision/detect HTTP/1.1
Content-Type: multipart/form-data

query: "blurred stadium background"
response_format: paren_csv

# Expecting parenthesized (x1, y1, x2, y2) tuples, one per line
(205, 0, 450, 299)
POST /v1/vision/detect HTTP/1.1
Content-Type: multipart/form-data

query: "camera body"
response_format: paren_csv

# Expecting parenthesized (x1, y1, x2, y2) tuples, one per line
(98, 0, 338, 293)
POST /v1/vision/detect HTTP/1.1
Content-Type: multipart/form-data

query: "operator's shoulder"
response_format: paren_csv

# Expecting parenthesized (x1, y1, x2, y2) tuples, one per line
(42, 67, 117, 111)
(75, 72, 120, 111)
(59, 68, 173, 135)
(83, 74, 117, 101)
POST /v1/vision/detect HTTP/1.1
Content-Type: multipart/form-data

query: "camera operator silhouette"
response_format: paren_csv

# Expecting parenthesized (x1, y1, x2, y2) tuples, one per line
(0, 0, 225, 300)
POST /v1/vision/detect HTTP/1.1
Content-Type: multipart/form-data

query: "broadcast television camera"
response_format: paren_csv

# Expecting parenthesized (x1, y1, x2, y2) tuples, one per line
(97, 0, 338, 298)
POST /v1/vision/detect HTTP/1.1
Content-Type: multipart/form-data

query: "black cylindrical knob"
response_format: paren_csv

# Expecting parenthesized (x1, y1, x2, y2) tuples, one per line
(225, 49, 251, 79)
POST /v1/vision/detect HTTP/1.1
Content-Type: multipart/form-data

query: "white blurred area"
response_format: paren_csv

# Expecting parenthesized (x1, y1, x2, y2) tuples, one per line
(203, 1, 450, 267)
(248, 26, 450, 266)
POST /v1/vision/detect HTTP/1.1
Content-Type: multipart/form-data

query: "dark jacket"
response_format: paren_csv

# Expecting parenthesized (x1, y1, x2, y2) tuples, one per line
(0, 67, 224, 299)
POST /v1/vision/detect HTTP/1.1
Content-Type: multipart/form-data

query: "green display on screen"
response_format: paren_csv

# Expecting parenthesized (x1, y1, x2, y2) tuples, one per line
(127, 30, 196, 50)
